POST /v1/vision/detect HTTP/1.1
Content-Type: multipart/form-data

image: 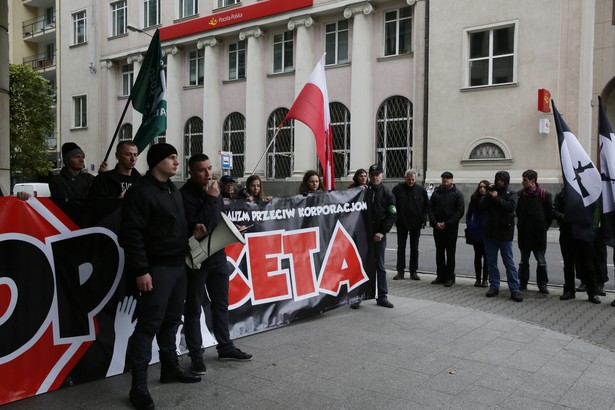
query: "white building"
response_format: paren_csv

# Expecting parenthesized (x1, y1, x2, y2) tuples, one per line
(6, 0, 615, 195)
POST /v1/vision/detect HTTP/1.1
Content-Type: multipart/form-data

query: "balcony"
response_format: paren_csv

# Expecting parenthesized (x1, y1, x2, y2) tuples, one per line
(22, 14, 55, 43)
(23, 52, 56, 72)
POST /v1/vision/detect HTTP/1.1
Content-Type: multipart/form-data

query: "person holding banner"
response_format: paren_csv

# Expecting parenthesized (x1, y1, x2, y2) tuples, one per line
(120, 143, 201, 410)
(299, 170, 325, 195)
(180, 153, 253, 375)
(351, 163, 396, 309)
(238, 174, 272, 202)
(348, 168, 368, 189)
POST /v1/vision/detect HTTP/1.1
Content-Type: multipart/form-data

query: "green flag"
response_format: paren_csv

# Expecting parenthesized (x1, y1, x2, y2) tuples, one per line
(131, 29, 167, 153)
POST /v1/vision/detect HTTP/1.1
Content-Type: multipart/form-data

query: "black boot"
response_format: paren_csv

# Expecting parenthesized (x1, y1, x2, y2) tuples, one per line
(518, 263, 529, 290)
(129, 367, 155, 410)
(159, 351, 201, 384)
(393, 271, 404, 280)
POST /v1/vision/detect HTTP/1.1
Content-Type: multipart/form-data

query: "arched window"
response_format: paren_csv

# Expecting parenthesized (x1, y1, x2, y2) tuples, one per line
(330, 102, 351, 178)
(222, 112, 246, 178)
(266, 108, 294, 179)
(183, 117, 203, 178)
(376, 96, 413, 178)
(119, 123, 132, 141)
(469, 143, 505, 159)
(462, 137, 512, 165)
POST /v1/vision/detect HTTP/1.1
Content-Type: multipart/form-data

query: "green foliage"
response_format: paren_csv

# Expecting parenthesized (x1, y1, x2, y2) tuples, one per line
(9, 64, 55, 179)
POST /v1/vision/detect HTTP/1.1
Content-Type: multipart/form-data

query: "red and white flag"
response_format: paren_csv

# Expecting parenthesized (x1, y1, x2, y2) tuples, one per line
(284, 54, 335, 190)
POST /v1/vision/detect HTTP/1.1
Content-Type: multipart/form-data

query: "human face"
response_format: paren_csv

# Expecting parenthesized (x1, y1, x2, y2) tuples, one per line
(441, 176, 453, 189)
(223, 181, 235, 194)
(478, 183, 488, 194)
(189, 160, 213, 187)
(521, 176, 536, 190)
(248, 179, 261, 197)
(356, 172, 368, 186)
(369, 172, 383, 186)
(116, 144, 138, 172)
(66, 154, 85, 173)
(405, 174, 416, 187)
(496, 178, 506, 187)
(307, 175, 320, 191)
(156, 154, 179, 178)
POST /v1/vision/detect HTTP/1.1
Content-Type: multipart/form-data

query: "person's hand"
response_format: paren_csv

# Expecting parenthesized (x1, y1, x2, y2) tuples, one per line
(99, 162, 108, 173)
(136, 274, 153, 292)
(436, 222, 446, 230)
(265, 195, 273, 201)
(489, 190, 498, 198)
(205, 180, 220, 197)
(16, 192, 31, 201)
(193, 223, 208, 240)
(374, 233, 384, 242)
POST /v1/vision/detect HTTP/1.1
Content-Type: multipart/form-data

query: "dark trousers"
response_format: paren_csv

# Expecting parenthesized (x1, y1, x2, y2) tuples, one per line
(375, 237, 388, 299)
(396, 227, 421, 273)
(473, 243, 488, 282)
(576, 240, 598, 296)
(184, 259, 234, 356)
(559, 230, 577, 293)
(127, 264, 186, 370)
(594, 229, 608, 285)
(433, 228, 458, 282)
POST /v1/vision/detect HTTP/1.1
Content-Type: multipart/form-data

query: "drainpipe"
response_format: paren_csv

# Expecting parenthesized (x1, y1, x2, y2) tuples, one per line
(422, 0, 429, 183)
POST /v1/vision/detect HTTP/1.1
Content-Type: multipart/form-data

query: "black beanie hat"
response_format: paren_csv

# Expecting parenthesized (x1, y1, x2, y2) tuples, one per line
(61, 142, 84, 161)
(147, 143, 177, 169)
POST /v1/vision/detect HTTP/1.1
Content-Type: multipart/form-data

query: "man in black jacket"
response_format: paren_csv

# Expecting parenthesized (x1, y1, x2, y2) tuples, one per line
(428, 171, 464, 287)
(88, 141, 141, 225)
(120, 143, 200, 410)
(392, 169, 429, 280)
(480, 171, 523, 302)
(180, 154, 252, 376)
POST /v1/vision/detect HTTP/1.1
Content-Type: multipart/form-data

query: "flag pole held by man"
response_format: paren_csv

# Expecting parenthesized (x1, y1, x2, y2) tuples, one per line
(131, 29, 167, 153)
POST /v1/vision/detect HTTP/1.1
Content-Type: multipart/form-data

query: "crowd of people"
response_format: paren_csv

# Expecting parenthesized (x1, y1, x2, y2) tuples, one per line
(13, 140, 615, 409)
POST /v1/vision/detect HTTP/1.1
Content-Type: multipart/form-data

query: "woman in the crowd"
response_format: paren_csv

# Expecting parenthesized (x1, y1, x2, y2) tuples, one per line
(299, 170, 325, 195)
(238, 175, 272, 202)
(348, 168, 368, 189)
(466, 180, 490, 287)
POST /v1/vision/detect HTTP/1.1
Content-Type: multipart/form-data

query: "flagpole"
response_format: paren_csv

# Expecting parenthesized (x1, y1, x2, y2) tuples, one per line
(251, 124, 284, 176)
(103, 96, 132, 163)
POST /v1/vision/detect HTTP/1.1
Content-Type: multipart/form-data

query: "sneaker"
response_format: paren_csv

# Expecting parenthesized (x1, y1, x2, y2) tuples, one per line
(410, 272, 421, 280)
(393, 272, 404, 280)
(597, 285, 606, 296)
(376, 298, 394, 308)
(576, 283, 587, 292)
(443, 280, 453, 287)
(431, 278, 444, 285)
(473, 280, 481, 287)
(219, 348, 253, 362)
(485, 287, 499, 297)
(588, 295, 601, 304)
(510, 291, 523, 302)
(538, 286, 549, 294)
(560, 292, 575, 300)
(190, 356, 207, 375)
(611, 299, 615, 307)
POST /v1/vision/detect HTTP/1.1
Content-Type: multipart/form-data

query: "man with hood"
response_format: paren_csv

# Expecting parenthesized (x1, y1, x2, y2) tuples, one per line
(480, 171, 523, 302)
(428, 171, 465, 287)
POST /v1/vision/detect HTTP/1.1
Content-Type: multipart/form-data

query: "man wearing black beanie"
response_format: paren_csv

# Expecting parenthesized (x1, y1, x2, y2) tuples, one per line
(119, 143, 200, 410)
(49, 142, 94, 226)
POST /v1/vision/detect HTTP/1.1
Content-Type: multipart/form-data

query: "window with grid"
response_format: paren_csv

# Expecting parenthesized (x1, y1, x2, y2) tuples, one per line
(228, 40, 246, 80)
(188, 49, 204, 86)
(376, 96, 412, 178)
(325, 20, 349, 65)
(267, 108, 294, 179)
(222, 112, 246, 178)
(119, 124, 133, 141)
(218, 0, 240, 8)
(469, 143, 505, 159)
(330, 102, 351, 178)
(121, 63, 134, 96)
(183, 117, 203, 178)
(467, 24, 515, 87)
(273, 31, 293, 73)
(72, 10, 87, 45)
(73, 95, 87, 128)
(111, 1, 127, 37)
(144, 0, 160, 28)
(384, 6, 412, 56)
(180, 0, 197, 18)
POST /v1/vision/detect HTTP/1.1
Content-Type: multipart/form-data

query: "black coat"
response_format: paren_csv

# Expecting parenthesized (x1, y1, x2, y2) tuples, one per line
(49, 167, 94, 227)
(516, 188, 553, 251)
(428, 185, 464, 230)
(366, 183, 396, 236)
(392, 182, 429, 230)
(479, 186, 517, 242)
(87, 166, 141, 224)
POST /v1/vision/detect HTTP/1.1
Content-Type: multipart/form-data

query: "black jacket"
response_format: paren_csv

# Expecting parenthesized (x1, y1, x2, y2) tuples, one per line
(88, 166, 141, 224)
(392, 182, 429, 230)
(49, 167, 94, 227)
(119, 172, 188, 277)
(516, 186, 553, 251)
(428, 184, 464, 230)
(180, 178, 226, 266)
(479, 171, 517, 241)
(366, 183, 396, 236)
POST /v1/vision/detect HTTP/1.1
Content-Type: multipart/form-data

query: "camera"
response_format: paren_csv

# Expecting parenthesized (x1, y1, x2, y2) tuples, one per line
(486, 184, 497, 192)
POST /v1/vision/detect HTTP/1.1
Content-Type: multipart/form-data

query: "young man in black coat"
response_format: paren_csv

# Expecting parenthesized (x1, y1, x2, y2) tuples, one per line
(392, 169, 429, 280)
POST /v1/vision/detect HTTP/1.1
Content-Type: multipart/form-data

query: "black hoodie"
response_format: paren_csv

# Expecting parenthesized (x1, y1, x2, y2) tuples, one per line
(479, 170, 517, 241)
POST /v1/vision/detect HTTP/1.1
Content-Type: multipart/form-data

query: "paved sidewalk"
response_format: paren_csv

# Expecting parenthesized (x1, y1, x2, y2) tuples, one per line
(6, 273, 615, 409)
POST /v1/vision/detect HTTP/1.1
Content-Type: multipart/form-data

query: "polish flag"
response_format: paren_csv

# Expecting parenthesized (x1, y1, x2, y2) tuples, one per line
(284, 54, 335, 190)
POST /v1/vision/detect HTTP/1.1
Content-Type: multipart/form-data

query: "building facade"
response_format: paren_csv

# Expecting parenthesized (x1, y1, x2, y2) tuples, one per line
(5, 0, 615, 196)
